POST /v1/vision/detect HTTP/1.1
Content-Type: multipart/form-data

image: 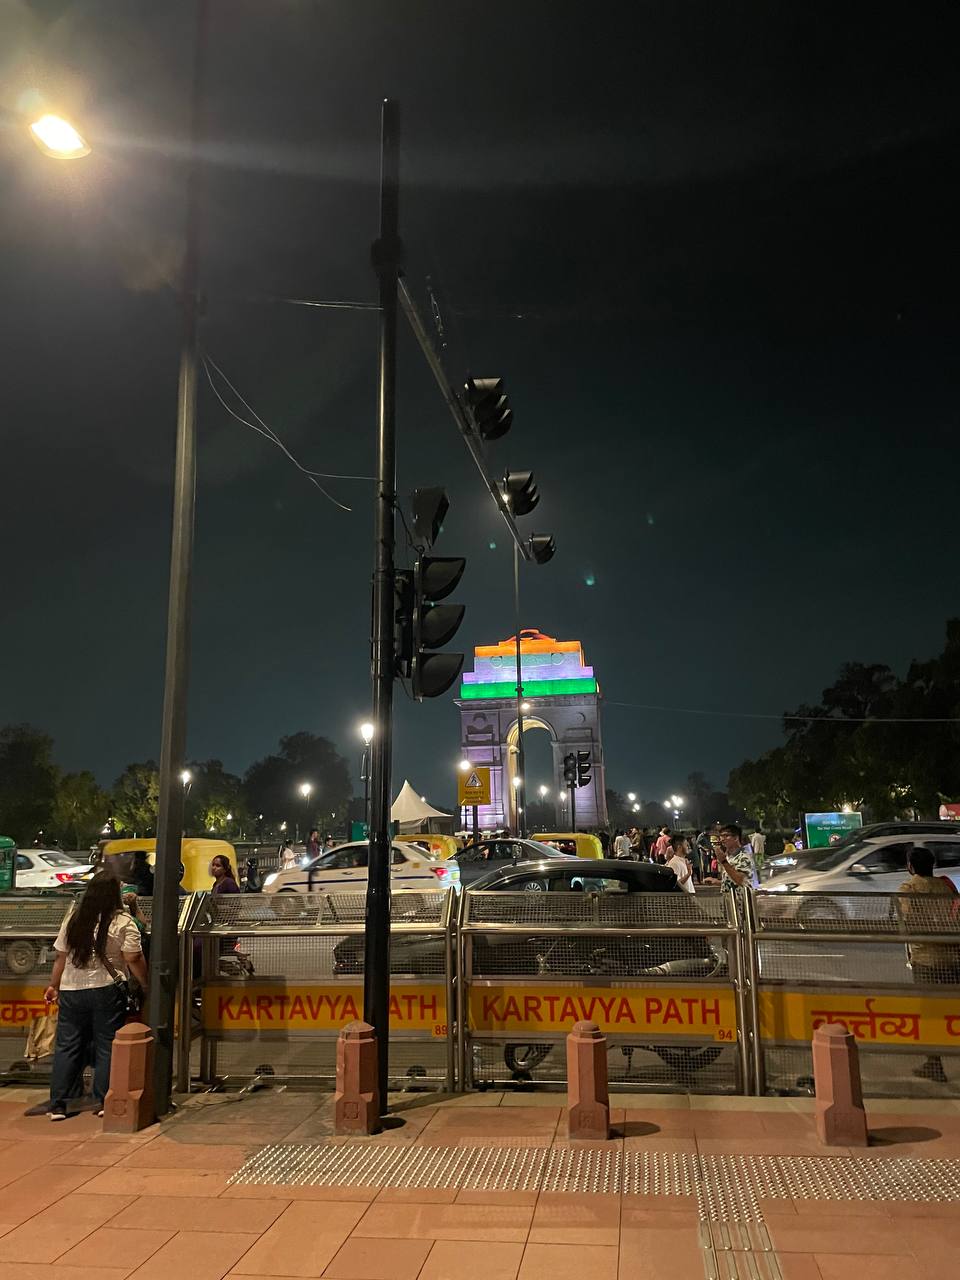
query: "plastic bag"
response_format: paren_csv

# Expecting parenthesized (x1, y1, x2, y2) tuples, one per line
(25, 1007, 58, 1061)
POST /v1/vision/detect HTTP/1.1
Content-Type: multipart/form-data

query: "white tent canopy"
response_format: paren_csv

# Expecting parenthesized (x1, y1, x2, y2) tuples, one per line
(391, 780, 450, 829)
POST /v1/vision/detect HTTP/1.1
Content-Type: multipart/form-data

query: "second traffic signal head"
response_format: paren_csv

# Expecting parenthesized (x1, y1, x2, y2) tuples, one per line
(563, 753, 577, 787)
(576, 750, 591, 788)
(504, 470, 539, 516)
(528, 534, 556, 564)
(464, 377, 513, 441)
(412, 555, 466, 700)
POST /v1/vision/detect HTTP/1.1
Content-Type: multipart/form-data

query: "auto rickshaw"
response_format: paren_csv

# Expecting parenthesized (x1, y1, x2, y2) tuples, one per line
(94, 837, 237, 891)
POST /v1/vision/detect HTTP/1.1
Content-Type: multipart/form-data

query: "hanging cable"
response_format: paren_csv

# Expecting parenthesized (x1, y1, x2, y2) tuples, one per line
(201, 353, 376, 511)
(605, 700, 960, 724)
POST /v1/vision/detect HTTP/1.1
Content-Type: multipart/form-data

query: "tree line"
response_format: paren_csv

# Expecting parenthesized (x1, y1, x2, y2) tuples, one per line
(0, 725, 353, 848)
(728, 620, 960, 828)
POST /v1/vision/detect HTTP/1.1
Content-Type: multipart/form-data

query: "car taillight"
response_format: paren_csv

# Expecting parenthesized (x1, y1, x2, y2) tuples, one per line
(431, 866, 450, 879)
(55, 873, 75, 884)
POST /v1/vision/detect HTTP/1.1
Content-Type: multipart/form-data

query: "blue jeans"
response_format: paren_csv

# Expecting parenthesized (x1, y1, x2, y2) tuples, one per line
(50, 985, 126, 1110)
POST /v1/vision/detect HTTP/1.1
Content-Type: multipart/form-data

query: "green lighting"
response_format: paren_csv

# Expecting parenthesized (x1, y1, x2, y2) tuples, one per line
(459, 677, 598, 700)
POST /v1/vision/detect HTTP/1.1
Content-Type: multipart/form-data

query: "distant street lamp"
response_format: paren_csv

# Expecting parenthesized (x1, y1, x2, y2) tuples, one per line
(28, 114, 90, 159)
(180, 770, 192, 787)
(360, 723, 375, 831)
(665, 793, 684, 827)
(298, 782, 314, 842)
(627, 792, 637, 803)
(538, 785, 549, 798)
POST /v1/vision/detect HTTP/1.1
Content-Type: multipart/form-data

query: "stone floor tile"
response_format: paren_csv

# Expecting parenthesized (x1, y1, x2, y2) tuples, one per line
(519, 1242, 618, 1280)
(764, 1213, 907, 1255)
(528, 1192, 620, 1247)
(352, 1201, 533, 1242)
(55, 1227, 175, 1275)
(231, 1201, 368, 1277)
(0, 1164, 101, 1225)
(419, 1239, 524, 1280)
(321, 1236, 433, 1280)
(111, 1194, 288, 1233)
(127, 1230, 255, 1280)
(75, 1167, 232, 1197)
(814, 1254, 923, 1280)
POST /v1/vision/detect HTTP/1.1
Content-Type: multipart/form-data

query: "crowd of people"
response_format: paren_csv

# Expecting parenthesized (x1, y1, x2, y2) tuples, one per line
(603, 823, 762, 895)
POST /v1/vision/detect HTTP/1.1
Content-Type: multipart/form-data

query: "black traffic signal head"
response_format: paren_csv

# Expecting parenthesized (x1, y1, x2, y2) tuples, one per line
(563, 752, 577, 786)
(412, 555, 466, 699)
(411, 487, 449, 548)
(528, 534, 556, 564)
(576, 750, 591, 788)
(464, 377, 513, 441)
(504, 470, 539, 517)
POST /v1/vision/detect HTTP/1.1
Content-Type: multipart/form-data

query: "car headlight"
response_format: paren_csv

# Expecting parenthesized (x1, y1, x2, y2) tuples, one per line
(766, 882, 799, 893)
(770, 856, 798, 867)
(263, 872, 279, 887)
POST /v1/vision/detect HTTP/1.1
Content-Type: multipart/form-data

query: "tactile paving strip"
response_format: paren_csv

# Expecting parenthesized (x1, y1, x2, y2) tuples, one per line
(228, 1144, 960, 1278)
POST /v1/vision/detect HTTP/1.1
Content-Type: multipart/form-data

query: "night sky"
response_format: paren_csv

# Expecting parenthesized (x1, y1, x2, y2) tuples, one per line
(2, 1, 958, 816)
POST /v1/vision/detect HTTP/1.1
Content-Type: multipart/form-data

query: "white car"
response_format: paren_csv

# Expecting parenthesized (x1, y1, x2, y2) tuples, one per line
(262, 840, 460, 895)
(762, 832, 960, 917)
(14, 848, 92, 889)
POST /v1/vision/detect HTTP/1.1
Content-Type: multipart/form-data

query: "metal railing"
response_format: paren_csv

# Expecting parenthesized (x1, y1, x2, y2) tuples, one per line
(3, 885, 959, 1100)
(745, 890, 960, 1097)
(188, 890, 456, 1090)
(0, 893, 195, 1085)
(458, 889, 746, 1093)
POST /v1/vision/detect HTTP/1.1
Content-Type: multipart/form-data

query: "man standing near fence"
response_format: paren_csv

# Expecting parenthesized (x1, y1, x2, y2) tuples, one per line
(900, 845, 960, 1084)
(716, 824, 758, 896)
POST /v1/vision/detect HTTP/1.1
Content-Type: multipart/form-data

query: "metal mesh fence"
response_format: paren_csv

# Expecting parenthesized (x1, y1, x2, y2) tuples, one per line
(211, 1035, 447, 1086)
(763, 1044, 960, 1098)
(192, 891, 448, 932)
(468, 932, 727, 979)
(755, 892, 960, 935)
(466, 891, 732, 929)
(470, 1038, 738, 1093)
(0, 896, 73, 933)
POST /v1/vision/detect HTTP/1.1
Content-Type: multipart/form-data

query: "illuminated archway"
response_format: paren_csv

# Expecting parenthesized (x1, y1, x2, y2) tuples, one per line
(454, 630, 608, 832)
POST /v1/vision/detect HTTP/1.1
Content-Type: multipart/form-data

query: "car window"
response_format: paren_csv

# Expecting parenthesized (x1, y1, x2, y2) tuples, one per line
(333, 848, 368, 869)
(457, 846, 487, 863)
(15, 854, 33, 871)
(858, 842, 911, 873)
(39, 851, 77, 867)
(925, 842, 960, 869)
(391, 848, 408, 866)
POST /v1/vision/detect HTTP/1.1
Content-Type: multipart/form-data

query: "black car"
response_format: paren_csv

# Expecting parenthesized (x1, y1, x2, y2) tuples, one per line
(333, 858, 719, 979)
(450, 838, 576, 888)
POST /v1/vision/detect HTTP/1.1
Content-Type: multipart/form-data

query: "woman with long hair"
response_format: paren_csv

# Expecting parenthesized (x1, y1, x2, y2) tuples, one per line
(45, 872, 148, 1121)
(210, 853, 240, 894)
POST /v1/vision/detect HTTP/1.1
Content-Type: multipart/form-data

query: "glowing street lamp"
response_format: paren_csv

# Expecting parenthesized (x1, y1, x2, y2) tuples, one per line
(28, 114, 91, 159)
(360, 722, 375, 746)
(538, 785, 549, 798)
(627, 792, 637, 803)
(297, 782, 314, 843)
(458, 759, 471, 772)
(359, 724, 375, 830)
(179, 770, 192, 787)
(512, 775, 521, 788)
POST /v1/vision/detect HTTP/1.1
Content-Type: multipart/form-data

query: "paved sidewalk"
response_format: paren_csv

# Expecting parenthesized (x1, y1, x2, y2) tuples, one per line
(1, 1088, 959, 1279)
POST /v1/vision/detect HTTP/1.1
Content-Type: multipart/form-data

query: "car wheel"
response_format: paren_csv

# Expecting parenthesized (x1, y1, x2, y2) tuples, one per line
(1, 940, 40, 977)
(519, 879, 546, 892)
(503, 1043, 552, 1075)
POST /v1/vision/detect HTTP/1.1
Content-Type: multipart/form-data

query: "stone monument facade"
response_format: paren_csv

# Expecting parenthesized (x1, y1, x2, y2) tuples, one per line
(454, 630, 608, 831)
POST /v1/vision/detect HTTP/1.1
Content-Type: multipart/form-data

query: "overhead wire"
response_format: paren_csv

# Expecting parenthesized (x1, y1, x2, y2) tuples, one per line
(605, 700, 960, 724)
(201, 352, 377, 511)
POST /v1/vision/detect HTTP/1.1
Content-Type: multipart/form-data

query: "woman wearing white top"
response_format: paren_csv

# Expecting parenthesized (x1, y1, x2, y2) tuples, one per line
(45, 873, 149, 1120)
(665, 834, 696, 894)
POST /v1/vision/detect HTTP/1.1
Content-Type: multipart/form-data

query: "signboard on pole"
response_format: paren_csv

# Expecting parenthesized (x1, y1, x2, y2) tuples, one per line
(458, 767, 491, 807)
(803, 811, 863, 849)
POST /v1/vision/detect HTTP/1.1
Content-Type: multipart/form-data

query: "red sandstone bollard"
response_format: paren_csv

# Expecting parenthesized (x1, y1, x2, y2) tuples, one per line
(567, 1020, 610, 1141)
(813, 1022, 868, 1147)
(334, 1021, 380, 1135)
(103, 1022, 157, 1134)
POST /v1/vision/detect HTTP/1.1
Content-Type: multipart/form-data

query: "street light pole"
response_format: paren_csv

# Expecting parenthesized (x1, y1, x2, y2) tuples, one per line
(513, 541, 527, 837)
(147, 0, 209, 1116)
(364, 99, 400, 1118)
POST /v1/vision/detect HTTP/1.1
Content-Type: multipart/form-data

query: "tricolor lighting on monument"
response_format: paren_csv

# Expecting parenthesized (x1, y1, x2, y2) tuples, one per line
(459, 630, 598, 701)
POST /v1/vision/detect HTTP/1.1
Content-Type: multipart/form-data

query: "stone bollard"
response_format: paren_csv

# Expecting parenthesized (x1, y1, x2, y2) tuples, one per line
(566, 1020, 610, 1141)
(334, 1021, 380, 1135)
(813, 1022, 869, 1147)
(103, 1022, 156, 1134)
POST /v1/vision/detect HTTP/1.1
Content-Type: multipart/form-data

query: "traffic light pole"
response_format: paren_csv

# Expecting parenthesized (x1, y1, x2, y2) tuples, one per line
(148, 0, 209, 1116)
(364, 98, 400, 1117)
(513, 542, 527, 838)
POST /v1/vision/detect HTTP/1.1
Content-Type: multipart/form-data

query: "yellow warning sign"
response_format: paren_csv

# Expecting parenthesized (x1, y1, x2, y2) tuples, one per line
(458, 766, 491, 806)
